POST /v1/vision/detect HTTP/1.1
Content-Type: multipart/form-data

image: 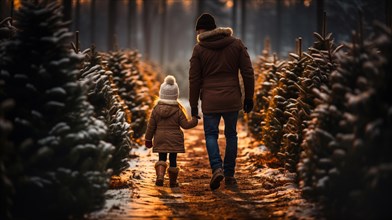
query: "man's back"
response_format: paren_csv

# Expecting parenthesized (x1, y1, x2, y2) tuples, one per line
(189, 27, 254, 114)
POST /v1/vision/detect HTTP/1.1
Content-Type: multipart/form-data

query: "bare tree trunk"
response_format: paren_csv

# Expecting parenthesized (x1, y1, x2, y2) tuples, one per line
(167, 4, 174, 63)
(232, 0, 237, 32)
(108, 0, 117, 51)
(142, 0, 152, 60)
(387, 0, 392, 28)
(142, 0, 150, 59)
(241, 0, 246, 42)
(90, 0, 95, 45)
(62, 0, 72, 28)
(276, 0, 282, 56)
(1, 0, 10, 19)
(254, 11, 263, 55)
(74, 0, 80, 31)
(194, 0, 205, 45)
(127, 0, 136, 48)
(197, 0, 204, 18)
(10, 0, 14, 24)
(159, 0, 167, 66)
(317, 0, 324, 35)
(7, 0, 13, 18)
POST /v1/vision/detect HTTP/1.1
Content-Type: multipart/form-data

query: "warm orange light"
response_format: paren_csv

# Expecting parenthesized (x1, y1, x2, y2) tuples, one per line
(283, 0, 296, 7)
(225, 0, 234, 8)
(182, 0, 192, 11)
(13, 0, 21, 9)
(72, 0, 90, 4)
(137, 0, 143, 13)
(304, 0, 311, 7)
(165, 0, 175, 9)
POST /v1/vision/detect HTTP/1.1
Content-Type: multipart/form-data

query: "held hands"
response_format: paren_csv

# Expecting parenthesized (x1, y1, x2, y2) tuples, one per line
(243, 98, 254, 113)
(191, 107, 201, 119)
(145, 140, 153, 148)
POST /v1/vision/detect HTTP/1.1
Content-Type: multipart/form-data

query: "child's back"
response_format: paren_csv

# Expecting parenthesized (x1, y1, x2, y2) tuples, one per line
(146, 100, 197, 154)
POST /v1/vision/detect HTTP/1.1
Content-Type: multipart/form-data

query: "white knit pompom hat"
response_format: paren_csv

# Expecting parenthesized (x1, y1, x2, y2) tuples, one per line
(159, 75, 179, 100)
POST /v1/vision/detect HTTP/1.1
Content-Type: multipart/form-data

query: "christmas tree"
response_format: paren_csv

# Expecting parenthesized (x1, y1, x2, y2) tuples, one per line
(80, 46, 132, 175)
(0, 1, 113, 218)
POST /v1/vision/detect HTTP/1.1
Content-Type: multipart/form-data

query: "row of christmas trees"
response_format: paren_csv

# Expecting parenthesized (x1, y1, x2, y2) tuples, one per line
(247, 17, 392, 218)
(0, 1, 160, 219)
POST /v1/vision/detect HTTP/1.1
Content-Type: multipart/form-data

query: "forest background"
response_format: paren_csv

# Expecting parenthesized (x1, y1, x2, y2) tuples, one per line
(1, 0, 385, 97)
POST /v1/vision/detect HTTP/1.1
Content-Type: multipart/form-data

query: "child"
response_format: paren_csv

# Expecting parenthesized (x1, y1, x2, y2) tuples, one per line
(145, 75, 199, 187)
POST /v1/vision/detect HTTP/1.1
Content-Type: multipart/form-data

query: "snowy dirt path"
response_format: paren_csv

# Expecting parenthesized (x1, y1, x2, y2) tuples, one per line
(87, 121, 320, 219)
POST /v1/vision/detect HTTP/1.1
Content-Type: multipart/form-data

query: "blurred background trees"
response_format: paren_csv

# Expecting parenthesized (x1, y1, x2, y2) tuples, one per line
(1, 0, 387, 97)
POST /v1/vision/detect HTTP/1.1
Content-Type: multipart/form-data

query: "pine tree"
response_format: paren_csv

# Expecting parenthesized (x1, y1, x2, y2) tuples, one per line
(0, 15, 16, 220)
(106, 49, 150, 140)
(80, 46, 132, 175)
(124, 50, 153, 139)
(280, 33, 340, 172)
(299, 23, 392, 219)
(0, 1, 113, 218)
(296, 32, 341, 193)
(261, 49, 310, 157)
(0, 100, 15, 220)
(248, 52, 285, 140)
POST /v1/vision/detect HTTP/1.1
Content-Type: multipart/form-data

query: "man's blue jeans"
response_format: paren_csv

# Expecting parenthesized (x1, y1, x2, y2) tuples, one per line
(203, 111, 239, 177)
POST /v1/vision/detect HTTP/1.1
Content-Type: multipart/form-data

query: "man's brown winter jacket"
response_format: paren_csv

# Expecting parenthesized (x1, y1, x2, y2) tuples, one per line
(189, 27, 254, 113)
(145, 100, 198, 153)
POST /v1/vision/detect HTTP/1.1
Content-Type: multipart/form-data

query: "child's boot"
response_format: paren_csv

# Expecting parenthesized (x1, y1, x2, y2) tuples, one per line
(168, 167, 179, 187)
(155, 161, 167, 186)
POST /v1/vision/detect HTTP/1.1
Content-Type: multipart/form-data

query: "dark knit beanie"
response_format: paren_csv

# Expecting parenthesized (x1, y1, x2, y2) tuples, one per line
(195, 13, 216, 31)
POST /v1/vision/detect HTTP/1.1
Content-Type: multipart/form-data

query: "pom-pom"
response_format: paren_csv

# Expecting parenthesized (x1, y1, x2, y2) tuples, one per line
(164, 75, 176, 85)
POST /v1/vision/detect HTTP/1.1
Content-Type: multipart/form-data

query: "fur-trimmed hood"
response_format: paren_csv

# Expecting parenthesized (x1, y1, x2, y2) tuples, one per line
(158, 98, 178, 105)
(154, 99, 179, 118)
(197, 27, 235, 50)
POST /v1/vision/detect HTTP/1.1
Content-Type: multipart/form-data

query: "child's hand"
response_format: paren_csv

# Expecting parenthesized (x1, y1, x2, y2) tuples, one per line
(145, 140, 153, 148)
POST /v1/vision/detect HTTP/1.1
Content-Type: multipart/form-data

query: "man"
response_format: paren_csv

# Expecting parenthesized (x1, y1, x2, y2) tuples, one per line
(189, 13, 255, 190)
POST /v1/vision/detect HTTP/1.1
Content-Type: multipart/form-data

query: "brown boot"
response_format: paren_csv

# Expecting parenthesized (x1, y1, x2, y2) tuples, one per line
(225, 176, 238, 187)
(155, 161, 167, 186)
(210, 168, 224, 190)
(168, 167, 180, 187)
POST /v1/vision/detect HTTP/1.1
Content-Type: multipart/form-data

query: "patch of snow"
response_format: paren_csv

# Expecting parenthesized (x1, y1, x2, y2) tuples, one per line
(29, 176, 51, 188)
(46, 87, 67, 96)
(45, 101, 65, 108)
(38, 136, 59, 146)
(316, 176, 329, 189)
(26, 83, 37, 92)
(49, 122, 70, 135)
(14, 74, 28, 79)
(333, 149, 346, 158)
(14, 117, 31, 127)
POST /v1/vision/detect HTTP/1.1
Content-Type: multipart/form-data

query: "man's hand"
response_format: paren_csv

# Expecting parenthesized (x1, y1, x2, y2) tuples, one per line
(145, 140, 153, 148)
(191, 107, 201, 119)
(243, 98, 253, 113)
